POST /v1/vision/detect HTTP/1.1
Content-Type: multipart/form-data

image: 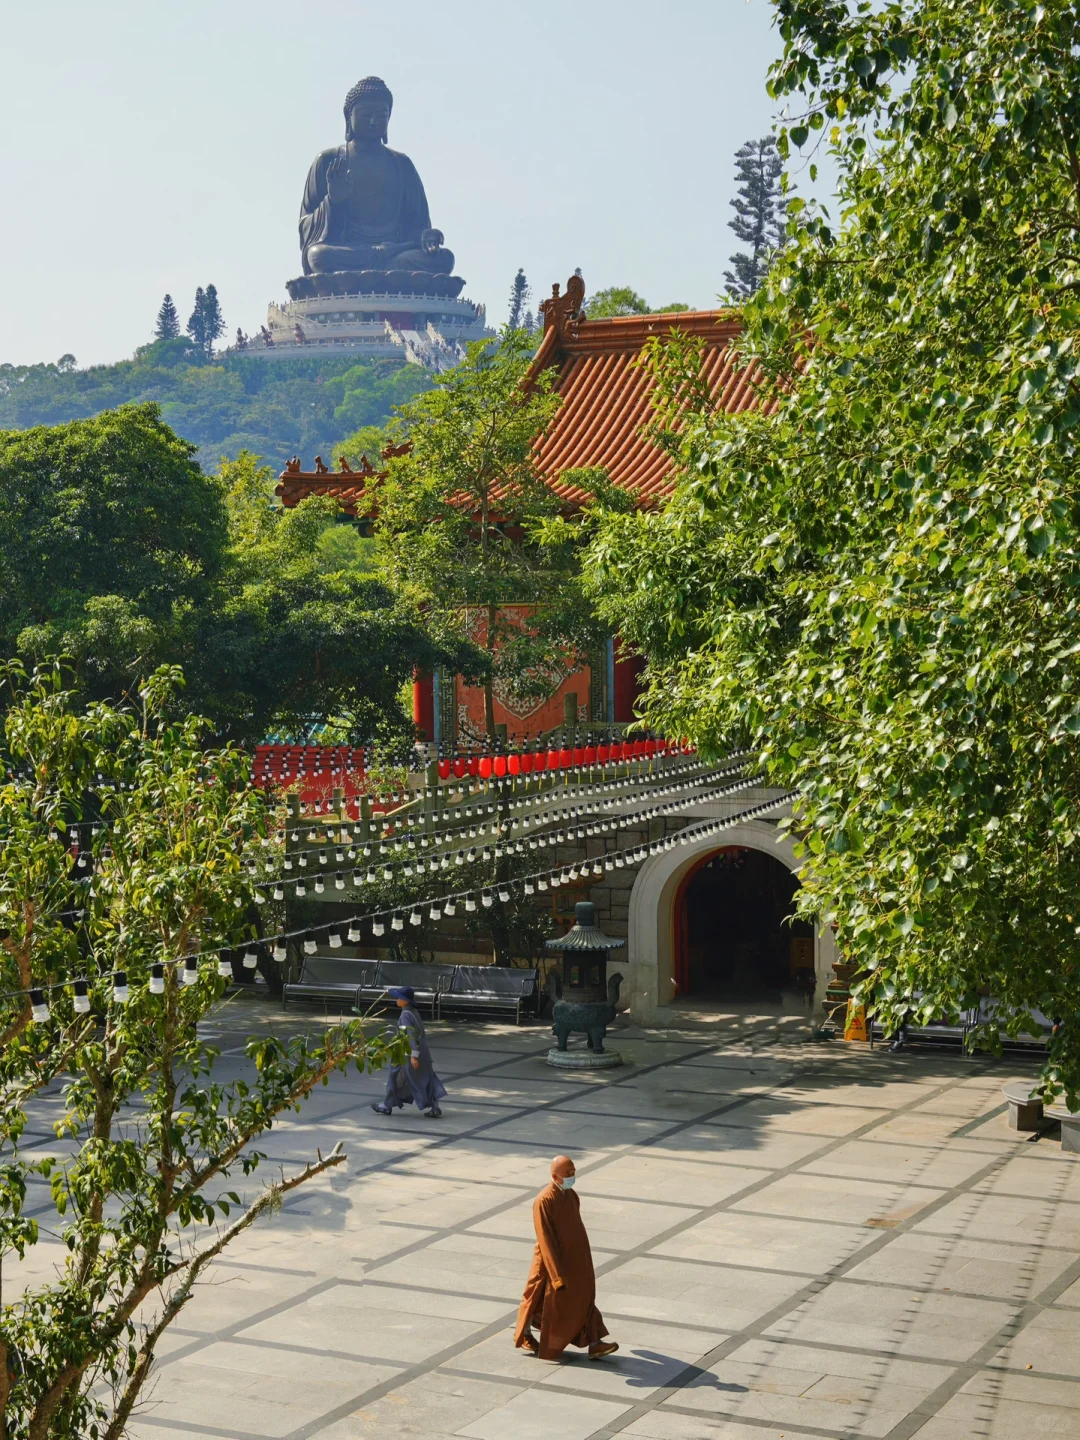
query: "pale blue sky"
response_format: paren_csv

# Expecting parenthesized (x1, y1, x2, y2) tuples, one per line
(0, 0, 798, 367)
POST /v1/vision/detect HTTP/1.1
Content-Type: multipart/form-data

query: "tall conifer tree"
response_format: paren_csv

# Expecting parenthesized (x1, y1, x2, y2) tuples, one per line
(507, 268, 530, 331)
(186, 285, 225, 358)
(186, 287, 207, 354)
(724, 136, 785, 299)
(154, 294, 180, 342)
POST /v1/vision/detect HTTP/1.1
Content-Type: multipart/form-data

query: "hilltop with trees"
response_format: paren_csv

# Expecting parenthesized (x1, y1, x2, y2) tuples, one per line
(0, 286, 432, 471)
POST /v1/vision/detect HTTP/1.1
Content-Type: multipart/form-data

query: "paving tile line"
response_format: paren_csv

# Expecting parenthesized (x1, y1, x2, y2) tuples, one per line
(143, 1023, 781, 1382)
(135, 1033, 1007, 1439)
(582, 1058, 1016, 1426)
(264, 1051, 1002, 1440)
(878, 1160, 1080, 1440)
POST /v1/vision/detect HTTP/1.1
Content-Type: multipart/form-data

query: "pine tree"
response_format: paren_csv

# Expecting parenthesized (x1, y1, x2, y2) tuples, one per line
(507, 268, 530, 330)
(154, 294, 180, 342)
(202, 283, 225, 356)
(724, 136, 786, 300)
(186, 285, 225, 358)
(187, 287, 207, 354)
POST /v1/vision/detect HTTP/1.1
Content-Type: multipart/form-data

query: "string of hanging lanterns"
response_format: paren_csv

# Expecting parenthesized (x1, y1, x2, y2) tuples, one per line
(266, 755, 750, 870)
(252, 770, 766, 899)
(2, 790, 795, 1019)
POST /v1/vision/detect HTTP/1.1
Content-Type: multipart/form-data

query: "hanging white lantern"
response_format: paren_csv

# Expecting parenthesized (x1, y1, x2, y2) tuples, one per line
(217, 956, 233, 979)
(391, 914, 405, 932)
(347, 922, 362, 943)
(150, 963, 166, 993)
(443, 900, 457, 917)
(524, 880, 535, 896)
(273, 940, 287, 962)
(73, 979, 91, 1013)
(182, 957, 199, 986)
(409, 910, 422, 927)
(465, 895, 477, 913)
(335, 872, 345, 890)
(498, 887, 510, 903)
(303, 930, 317, 955)
(329, 929, 343, 949)
(372, 919, 386, 937)
(296, 879, 307, 896)
(273, 884, 284, 900)
(112, 971, 130, 1003)
(314, 877, 325, 894)
(428, 905, 442, 921)
(30, 989, 50, 1023)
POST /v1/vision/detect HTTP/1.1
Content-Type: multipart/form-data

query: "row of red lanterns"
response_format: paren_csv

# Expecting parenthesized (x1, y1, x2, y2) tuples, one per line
(435, 738, 682, 781)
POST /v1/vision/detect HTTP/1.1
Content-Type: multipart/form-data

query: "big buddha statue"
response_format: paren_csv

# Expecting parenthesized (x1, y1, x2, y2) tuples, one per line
(290, 76, 462, 300)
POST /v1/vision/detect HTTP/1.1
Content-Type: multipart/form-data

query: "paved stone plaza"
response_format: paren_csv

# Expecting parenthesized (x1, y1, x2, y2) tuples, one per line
(23, 998, 1080, 1439)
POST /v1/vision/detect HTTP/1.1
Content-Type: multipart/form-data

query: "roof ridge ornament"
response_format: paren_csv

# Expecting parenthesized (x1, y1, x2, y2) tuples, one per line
(540, 273, 587, 341)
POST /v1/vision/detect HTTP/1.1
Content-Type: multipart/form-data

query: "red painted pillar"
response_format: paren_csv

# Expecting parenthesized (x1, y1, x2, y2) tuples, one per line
(613, 637, 644, 723)
(413, 670, 435, 741)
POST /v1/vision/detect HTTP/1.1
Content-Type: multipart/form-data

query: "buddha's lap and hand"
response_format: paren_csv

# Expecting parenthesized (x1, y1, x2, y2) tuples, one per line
(306, 235, 455, 275)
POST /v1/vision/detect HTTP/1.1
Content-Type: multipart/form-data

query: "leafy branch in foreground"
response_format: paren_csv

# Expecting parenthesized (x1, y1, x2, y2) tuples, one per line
(0, 662, 403, 1437)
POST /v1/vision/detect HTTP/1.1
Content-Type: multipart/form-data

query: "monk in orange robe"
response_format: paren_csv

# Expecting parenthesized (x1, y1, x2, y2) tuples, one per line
(514, 1155, 619, 1361)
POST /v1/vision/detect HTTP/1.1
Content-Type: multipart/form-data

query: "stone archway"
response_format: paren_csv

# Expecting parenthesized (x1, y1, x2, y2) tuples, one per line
(619, 819, 836, 1024)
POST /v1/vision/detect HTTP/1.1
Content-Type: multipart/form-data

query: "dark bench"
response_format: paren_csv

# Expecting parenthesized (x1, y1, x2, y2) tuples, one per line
(357, 960, 455, 1018)
(439, 966, 540, 1025)
(283, 956, 379, 1010)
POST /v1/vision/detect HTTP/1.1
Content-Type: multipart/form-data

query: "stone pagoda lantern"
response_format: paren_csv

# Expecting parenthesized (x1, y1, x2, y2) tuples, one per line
(544, 902, 625, 1070)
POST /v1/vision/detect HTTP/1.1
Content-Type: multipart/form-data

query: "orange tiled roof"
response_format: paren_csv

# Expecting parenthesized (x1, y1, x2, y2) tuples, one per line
(276, 277, 767, 514)
(531, 277, 766, 507)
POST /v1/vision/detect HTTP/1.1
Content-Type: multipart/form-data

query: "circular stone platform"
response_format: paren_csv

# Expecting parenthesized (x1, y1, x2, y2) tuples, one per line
(546, 1046, 623, 1070)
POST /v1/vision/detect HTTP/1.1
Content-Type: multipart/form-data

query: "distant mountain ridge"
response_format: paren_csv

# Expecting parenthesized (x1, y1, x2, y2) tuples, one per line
(0, 338, 431, 471)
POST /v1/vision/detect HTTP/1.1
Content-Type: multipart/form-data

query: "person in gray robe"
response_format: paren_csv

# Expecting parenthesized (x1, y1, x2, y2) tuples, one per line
(372, 986, 447, 1118)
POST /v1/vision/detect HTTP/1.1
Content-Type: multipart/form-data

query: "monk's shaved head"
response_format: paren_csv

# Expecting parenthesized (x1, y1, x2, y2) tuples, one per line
(551, 1155, 575, 1179)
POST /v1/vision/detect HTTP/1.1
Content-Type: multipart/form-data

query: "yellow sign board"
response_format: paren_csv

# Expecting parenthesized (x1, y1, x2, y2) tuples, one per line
(844, 1001, 868, 1042)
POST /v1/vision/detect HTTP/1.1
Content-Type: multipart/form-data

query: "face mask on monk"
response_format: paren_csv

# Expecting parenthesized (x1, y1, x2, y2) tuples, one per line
(560, 1175, 576, 1189)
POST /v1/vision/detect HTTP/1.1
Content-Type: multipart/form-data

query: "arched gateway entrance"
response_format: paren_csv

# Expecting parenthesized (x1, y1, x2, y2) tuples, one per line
(673, 847, 814, 1001)
(621, 819, 836, 1022)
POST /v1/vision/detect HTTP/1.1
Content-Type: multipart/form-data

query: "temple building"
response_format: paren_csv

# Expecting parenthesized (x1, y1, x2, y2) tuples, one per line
(275, 277, 839, 1019)
(276, 274, 766, 745)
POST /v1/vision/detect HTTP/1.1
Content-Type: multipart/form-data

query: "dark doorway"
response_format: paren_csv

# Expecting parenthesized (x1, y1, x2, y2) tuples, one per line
(677, 847, 813, 1002)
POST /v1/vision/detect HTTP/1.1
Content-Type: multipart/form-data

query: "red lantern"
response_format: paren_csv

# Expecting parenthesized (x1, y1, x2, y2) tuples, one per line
(437, 759, 451, 780)
(559, 747, 573, 768)
(532, 750, 546, 773)
(467, 756, 480, 777)
(452, 756, 466, 778)
(585, 744, 598, 765)
(494, 754, 507, 777)
(548, 748, 561, 771)
(479, 756, 494, 779)
(573, 746, 586, 767)
(598, 744, 611, 765)
(508, 752, 521, 775)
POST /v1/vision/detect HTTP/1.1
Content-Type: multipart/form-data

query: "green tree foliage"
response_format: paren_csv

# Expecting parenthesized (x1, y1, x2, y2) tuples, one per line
(0, 350, 431, 473)
(723, 136, 786, 299)
(585, 286, 689, 318)
(587, 0, 1080, 1098)
(201, 451, 456, 744)
(186, 284, 225, 360)
(507, 268, 537, 334)
(325, 360, 431, 442)
(1, 405, 224, 698)
(0, 409, 444, 744)
(0, 663, 403, 1435)
(153, 294, 180, 342)
(376, 330, 606, 740)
